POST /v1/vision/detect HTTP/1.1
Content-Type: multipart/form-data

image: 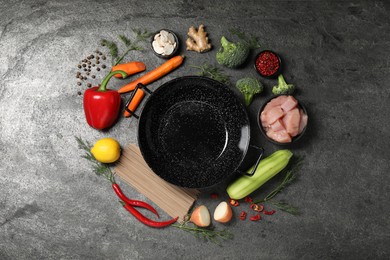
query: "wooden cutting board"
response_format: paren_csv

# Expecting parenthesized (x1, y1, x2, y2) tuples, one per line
(115, 144, 200, 221)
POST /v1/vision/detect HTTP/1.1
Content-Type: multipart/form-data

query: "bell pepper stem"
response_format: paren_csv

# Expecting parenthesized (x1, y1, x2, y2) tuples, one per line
(98, 70, 128, 92)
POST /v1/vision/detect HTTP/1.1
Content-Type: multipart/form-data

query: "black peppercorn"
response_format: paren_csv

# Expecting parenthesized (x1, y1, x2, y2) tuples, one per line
(82, 64, 86, 67)
(102, 56, 106, 60)
(78, 91, 82, 95)
(102, 65, 106, 69)
(78, 65, 81, 68)
(97, 68, 100, 71)
(87, 83, 92, 88)
(77, 82, 81, 86)
(96, 61, 100, 64)
(92, 75, 96, 79)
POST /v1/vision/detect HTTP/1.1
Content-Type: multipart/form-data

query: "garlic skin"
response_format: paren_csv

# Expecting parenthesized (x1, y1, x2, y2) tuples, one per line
(152, 30, 177, 56)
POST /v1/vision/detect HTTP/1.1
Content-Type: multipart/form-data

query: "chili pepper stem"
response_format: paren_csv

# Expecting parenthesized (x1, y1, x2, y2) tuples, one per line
(98, 70, 128, 92)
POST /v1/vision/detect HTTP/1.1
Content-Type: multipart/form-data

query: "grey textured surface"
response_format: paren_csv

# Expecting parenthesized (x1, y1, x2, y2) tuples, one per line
(0, 0, 389, 259)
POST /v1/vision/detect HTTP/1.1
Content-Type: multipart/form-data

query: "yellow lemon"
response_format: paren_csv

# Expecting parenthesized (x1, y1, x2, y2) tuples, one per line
(91, 138, 121, 163)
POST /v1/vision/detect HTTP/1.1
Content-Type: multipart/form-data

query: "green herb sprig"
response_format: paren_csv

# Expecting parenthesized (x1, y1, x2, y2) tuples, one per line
(76, 137, 114, 183)
(172, 215, 233, 245)
(229, 28, 261, 49)
(253, 156, 304, 215)
(191, 63, 230, 85)
(101, 28, 153, 66)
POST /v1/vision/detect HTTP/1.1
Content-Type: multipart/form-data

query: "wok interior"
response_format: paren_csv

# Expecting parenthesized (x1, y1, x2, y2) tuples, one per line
(138, 77, 250, 188)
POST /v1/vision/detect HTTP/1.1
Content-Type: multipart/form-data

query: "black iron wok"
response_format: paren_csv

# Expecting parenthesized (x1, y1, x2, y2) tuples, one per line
(126, 76, 262, 189)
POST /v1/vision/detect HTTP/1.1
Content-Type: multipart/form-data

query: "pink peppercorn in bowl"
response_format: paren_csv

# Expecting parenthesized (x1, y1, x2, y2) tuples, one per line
(254, 50, 282, 78)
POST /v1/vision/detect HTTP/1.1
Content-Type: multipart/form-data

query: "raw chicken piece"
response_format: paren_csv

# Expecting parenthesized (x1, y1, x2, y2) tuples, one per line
(283, 108, 300, 137)
(263, 95, 288, 112)
(266, 129, 292, 143)
(298, 109, 308, 134)
(270, 119, 285, 132)
(264, 106, 284, 124)
(260, 111, 268, 128)
(281, 96, 298, 112)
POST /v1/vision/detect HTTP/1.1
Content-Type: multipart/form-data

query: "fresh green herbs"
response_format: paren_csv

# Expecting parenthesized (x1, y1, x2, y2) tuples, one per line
(253, 156, 304, 215)
(76, 137, 114, 183)
(229, 28, 261, 49)
(101, 28, 153, 66)
(172, 215, 233, 245)
(191, 63, 230, 84)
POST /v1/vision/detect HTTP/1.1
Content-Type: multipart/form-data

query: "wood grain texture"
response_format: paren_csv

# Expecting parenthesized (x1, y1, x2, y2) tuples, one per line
(115, 144, 199, 221)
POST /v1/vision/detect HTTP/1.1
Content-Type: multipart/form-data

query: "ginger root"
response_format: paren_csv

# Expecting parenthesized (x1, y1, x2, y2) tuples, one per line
(186, 24, 212, 53)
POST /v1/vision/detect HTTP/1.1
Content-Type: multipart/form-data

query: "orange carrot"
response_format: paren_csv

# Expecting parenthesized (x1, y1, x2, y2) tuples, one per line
(112, 61, 146, 78)
(124, 89, 145, 117)
(118, 55, 184, 94)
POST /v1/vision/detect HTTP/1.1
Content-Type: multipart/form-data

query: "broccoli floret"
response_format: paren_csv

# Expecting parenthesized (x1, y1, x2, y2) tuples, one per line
(216, 37, 250, 68)
(272, 74, 295, 95)
(236, 77, 263, 106)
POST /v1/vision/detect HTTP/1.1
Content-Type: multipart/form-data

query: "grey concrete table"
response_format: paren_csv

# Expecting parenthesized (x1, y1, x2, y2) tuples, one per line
(1, 0, 389, 259)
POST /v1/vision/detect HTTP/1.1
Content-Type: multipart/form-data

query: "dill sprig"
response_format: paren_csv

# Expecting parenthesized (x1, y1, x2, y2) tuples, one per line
(101, 28, 153, 66)
(191, 63, 230, 85)
(118, 35, 131, 47)
(253, 156, 304, 214)
(133, 28, 154, 42)
(269, 200, 300, 215)
(172, 215, 233, 245)
(76, 137, 114, 183)
(229, 28, 261, 49)
(100, 39, 118, 62)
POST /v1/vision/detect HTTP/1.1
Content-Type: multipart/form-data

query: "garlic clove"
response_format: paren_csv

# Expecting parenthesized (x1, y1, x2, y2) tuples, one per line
(167, 33, 175, 44)
(152, 40, 165, 54)
(164, 44, 174, 55)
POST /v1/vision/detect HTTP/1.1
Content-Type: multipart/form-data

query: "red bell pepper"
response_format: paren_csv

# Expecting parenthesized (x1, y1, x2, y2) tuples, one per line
(83, 70, 127, 130)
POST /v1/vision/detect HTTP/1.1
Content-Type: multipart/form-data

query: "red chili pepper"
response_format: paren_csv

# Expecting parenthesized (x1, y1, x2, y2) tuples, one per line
(239, 211, 247, 220)
(250, 203, 264, 212)
(244, 196, 253, 203)
(112, 183, 159, 218)
(210, 193, 219, 199)
(121, 202, 178, 228)
(250, 214, 261, 221)
(264, 210, 276, 215)
(83, 70, 127, 130)
(229, 199, 239, 207)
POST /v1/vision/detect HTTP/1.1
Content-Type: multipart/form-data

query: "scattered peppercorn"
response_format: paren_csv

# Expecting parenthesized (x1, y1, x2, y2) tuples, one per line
(96, 61, 100, 64)
(92, 64, 95, 67)
(84, 68, 87, 71)
(86, 72, 90, 75)
(77, 82, 81, 86)
(92, 75, 96, 79)
(77, 91, 82, 95)
(102, 56, 106, 60)
(102, 65, 106, 69)
(87, 83, 92, 88)
(77, 65, 81, 68)
(82, 64, 86, 67)
(97, 68, 100, 71)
